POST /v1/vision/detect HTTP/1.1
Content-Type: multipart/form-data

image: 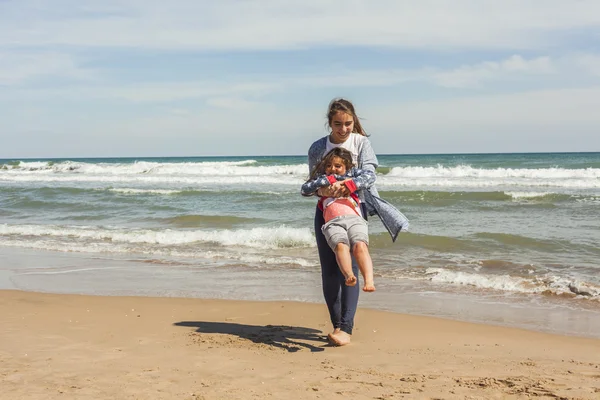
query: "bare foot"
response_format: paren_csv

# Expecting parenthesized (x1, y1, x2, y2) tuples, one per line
(327, 328, 341, 344)
(329, 330, 351, 346)
(363, 281, 376, 292)
(344, 275, 357, 287)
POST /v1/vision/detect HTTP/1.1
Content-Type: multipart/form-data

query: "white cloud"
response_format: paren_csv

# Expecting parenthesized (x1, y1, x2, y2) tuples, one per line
(574, 54, 600, 76)
(1, 1, 599, 157)
(369, 87, 600, 127)
(432, 55, 554, 88)
(3, 53, 597, 103)
(306, 54, 559, 89)
(0, 52, 95, 85)
(1, 0, 600, 51)
(106, 82, 279, 103)
(0, 80, 281, 103)
(365, 86, 600, 153)
(206, 97, 266, 110)
(2, 86, 599, 157)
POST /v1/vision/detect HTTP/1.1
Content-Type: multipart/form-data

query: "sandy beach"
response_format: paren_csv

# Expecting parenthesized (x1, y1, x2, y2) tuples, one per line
(2, 290, 599, 399)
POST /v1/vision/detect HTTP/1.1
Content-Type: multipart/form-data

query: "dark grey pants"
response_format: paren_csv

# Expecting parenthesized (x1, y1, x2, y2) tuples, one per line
(314, 207, 360, 334)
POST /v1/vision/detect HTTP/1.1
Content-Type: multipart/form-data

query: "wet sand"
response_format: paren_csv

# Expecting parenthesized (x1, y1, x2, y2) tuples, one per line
(2, 290, 600, 399)
(3, 247, 599, 341)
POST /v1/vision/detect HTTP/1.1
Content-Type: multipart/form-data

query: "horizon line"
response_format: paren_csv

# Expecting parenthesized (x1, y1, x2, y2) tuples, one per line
(2, 150, 600, 161)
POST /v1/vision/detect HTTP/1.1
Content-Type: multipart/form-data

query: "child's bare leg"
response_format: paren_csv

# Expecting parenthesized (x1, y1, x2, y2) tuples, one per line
(353, 241, 375, 292)
(334, 243, 357, 286)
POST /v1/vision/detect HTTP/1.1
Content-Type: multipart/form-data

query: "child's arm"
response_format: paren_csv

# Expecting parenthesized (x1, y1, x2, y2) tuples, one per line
(337, 168, 376, 194)
(301, 174, 337, 196)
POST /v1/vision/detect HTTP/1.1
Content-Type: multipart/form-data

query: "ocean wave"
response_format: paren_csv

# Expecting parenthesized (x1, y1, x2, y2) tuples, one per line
(379, 190, 586, 203)
(370, 232, 477, 252)
(575, 196, 600, 204)
(108, 188, 184, 195)
(376, 177, 600, 189)
(0, 160, 306, 177)
(0, 186, 296, 197)
(375, 165, 600, 189)
(4, 161, 599, 181)
(425, 268, 600, 300)
(504, 191, 552, 200)
(2, 159, 257, 170)
(3, 162, 600, 190)
(474, 232, 600, 256)
(0, 239, 316, 268)
(0, 223, 315, 249)
(0, 174, 306, 186)
(160, 214, 263, 227)
(387, 165, 600, 179)
(380, 230, 592, 256)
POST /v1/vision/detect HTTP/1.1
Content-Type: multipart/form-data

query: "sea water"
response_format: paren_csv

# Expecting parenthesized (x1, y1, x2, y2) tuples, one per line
(1, 153, 599, 337)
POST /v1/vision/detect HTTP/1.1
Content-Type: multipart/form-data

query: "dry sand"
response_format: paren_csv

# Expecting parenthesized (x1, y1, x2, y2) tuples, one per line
(1, 290, 599, 399)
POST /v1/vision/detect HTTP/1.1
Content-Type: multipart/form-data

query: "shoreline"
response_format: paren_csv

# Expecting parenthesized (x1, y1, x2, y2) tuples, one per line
(2, 245, 600, 341)
(2, 289, 600, 399)
(6, 286, 600, 340)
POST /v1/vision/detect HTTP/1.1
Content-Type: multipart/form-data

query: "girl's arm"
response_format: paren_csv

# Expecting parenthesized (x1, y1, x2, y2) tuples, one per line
(357, 139, 378, 189)
(334, 168, 376, 195)
(301, 174, 334, 196)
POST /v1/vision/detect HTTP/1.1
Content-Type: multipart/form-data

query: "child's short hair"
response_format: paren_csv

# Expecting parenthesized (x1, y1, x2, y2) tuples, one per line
(309, 147, 354, 180)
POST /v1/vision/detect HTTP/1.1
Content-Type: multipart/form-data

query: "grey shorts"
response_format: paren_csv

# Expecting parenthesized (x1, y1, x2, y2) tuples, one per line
(321, 214, 369, 251)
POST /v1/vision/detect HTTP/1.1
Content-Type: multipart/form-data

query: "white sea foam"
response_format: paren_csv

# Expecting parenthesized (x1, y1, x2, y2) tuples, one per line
(108, 188, 293, 195)
(505, 191, 551, 199)
(108, 188, 184, 195)
(0, 239, 316, 268)
(376, 165, 600, 189)
(0, 223, 315, 249)
(1, 160, 305, 177)
(575, 196, 600, 204)
(8, 159, 257, 171)
(17, 267, 123, 275)
(3, 161, 600, 190)
(425, 268, 600, 300)
(377, 177, 600, 189)
(387, 165, 600, 179)
(0, 174, 306, 186)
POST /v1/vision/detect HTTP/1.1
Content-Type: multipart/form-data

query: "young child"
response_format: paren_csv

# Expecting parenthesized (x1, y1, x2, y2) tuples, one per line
(301, 147, 377, 292)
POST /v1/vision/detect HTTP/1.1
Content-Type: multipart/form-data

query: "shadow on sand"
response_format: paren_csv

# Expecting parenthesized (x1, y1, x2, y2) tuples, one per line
(174, 321, 329, 352)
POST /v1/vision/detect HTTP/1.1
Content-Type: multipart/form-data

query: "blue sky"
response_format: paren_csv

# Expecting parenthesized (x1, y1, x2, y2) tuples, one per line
(1, 0, 600, 158)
